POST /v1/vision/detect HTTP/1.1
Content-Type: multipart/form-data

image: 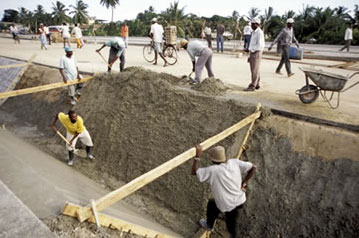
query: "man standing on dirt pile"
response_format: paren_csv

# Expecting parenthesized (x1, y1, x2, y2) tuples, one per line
(59, 46, 82, 105)
(339, 23, 353, 52)
(149, 18, 168, 67)
(268, 18, 299, 77)
(244, 18, 265, 91)
(50, 110, 94, 166)
(191, 145, 256, 238)
(180, 39, 214, 85)
(96, 37, 126, 72)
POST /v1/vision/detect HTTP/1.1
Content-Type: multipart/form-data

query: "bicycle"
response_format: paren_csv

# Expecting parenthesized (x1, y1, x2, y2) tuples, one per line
(143, 40, 178, 65)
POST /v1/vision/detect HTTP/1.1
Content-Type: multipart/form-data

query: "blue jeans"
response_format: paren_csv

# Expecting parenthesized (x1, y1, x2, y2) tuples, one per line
(216, 35, 224, 52)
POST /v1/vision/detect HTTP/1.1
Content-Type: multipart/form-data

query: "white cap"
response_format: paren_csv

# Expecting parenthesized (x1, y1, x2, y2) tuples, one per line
(287, 18, 294, 23)
(251, 18, 261, 25)
(151, 17, 157, 22)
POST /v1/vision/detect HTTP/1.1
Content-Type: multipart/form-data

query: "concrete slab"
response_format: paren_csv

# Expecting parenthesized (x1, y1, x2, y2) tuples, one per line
(0, 37, 358, 125)
(0, 128, 180, 237)
(0, 180, 55, 238)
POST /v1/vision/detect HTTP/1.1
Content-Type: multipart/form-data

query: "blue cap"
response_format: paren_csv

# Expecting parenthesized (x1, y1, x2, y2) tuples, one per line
(65, 46, 72, 52)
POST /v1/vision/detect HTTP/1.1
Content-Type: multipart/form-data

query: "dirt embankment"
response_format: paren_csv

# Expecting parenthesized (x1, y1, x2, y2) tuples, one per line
(1, 65, 358, 238)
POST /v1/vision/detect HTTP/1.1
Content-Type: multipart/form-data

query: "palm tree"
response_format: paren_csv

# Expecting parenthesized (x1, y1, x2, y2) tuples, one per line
(100, 0, 120, 22)
(247, 8, 260, 20)
(52, 1, 71, 24)
(18, 7, 34, 32)
(262, 6, 274, 33)
(70, 0, 89, 24)
(160, 1, 187, 36)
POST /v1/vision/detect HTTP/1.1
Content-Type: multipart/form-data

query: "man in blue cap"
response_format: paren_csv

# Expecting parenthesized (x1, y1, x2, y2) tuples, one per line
(59, 46, 82, 105)
(96, 37, 126, 72)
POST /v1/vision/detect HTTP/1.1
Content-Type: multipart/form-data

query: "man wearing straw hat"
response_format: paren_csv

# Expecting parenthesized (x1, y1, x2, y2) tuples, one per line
(191, 145, 256, 237)
(96, 37, 126, 72)
(50, 110, 94, 166)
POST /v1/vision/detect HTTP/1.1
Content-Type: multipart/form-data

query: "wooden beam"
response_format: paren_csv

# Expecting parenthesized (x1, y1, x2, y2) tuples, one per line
(0, 76, 93, 99)
(62, 202, 178, 238)
(236, 103, 262, 159)
(0, 63, 27, 69)
(76, 110, 261, 222)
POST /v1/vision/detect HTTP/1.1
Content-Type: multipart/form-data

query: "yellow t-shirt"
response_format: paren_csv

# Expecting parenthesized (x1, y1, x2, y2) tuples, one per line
(58, 112, 86, 135)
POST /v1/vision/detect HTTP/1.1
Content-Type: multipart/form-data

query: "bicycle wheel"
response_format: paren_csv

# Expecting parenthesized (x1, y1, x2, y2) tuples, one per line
(163, 45, 178, 65)
(143, 44, 155, 63)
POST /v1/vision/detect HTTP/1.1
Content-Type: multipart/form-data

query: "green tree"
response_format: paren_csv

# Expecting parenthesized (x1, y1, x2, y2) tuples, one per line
(1, 9, 19, 22)
(262, 6, 274, 34)
(247, 8, 260, 20)
(70, 0, 89, 24)
(100, 0, 120, 22)
(52, 1, 71, 24)
(160, 1, 187, 36)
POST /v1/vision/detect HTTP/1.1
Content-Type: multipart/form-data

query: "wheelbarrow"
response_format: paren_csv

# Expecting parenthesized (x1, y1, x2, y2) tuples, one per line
(296, 67, 359, 109)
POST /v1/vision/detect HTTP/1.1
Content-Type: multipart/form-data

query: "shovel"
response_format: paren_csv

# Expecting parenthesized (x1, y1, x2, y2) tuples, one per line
(97, 51, 112, 68)
(55, 130, 87, 158)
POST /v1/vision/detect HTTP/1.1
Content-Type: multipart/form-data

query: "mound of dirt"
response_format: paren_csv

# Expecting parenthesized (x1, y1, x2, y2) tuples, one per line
(192, 77, 227, 96)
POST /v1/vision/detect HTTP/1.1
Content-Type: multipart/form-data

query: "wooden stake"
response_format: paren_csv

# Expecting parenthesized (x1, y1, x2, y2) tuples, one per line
(0, 76, 93, 99)
(91, 199, 101, 228)
(236, 103, 262, 159)
(62, 202, 175, 238)
(76, 110, 261, 222)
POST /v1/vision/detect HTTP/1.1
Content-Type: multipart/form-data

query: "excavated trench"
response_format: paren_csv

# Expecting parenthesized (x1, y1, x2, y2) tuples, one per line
(0, 65, 358, 238)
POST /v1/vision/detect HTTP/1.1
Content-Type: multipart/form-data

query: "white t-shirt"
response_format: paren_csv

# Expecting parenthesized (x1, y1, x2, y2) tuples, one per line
(345, 28, 353, 40)
(204, 27, 212, 35)
(62, 25, 70, 38)
(244, 25, 253, 35)
(44, 26, 49, 34)
(150, 23, 164, 43)
(197, 159, 253, 212)
(59, 55, 78, 81)
(72, 26, 82, 38)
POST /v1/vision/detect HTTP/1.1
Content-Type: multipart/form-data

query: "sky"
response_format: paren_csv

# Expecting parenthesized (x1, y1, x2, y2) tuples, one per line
(0, 0, 357, 22)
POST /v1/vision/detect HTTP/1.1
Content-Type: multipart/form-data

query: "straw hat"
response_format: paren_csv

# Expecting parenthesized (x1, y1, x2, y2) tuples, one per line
(208, 146, 226, 163)
(180, 39, 188, 48)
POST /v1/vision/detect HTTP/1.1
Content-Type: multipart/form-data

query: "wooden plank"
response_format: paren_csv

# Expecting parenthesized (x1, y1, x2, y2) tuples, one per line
(76, 110, 261, 222)
(193, 228, 211, 238)
(62, 202, 178, 238)
(236, 103, 262, 159)
(0, 76, 93, 99)
(0, 63, 27, 69)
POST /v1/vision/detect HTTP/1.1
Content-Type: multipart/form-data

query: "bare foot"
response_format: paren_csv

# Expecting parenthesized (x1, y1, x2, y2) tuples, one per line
(163, 63, 168, 67)
(153, 62, 157, 65)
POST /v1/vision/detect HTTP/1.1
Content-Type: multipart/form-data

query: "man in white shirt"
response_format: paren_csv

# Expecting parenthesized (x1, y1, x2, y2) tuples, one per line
(59, 46, 81, 105)
(204, 24, 212, 48)
(61, 22, 71, 48)
(10, 24, 20, 44)
(244, 18, 265, 91)
(149, 18, 168, 67)
(96, 37, 126, 72)
(339, 23, 353, 52)
(180, 39, 215, 84)
(192, 145, 256, 238)
(44, 24, 51, 45)
(243, 22, 252, 50)
(71, 24, 83, 48)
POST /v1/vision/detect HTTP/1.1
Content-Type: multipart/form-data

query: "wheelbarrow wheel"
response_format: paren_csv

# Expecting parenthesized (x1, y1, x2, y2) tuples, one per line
(298, 84, 319, 104)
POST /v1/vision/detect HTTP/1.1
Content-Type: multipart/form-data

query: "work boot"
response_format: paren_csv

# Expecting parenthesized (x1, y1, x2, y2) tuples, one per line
(288, 73, 295, 77)
(199, 219, 213, 231)
(68, 151, 74, 166)
(244, 86, 255, 91)
(86, 146, 95, 160)
(275, 71, 282, 75)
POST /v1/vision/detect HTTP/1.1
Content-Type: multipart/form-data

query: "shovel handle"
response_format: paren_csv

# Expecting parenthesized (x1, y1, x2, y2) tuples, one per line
(56, 130, 72, 146)
(97, 52, 112, 68)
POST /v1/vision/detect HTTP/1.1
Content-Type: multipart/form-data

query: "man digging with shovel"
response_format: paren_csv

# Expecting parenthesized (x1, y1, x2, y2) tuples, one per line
(50, 110, 94, 166)
(96, 37, 126, 72)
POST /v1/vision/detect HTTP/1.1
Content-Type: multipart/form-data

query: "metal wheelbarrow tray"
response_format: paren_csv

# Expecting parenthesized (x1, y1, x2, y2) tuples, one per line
(296, 67, 359, 109)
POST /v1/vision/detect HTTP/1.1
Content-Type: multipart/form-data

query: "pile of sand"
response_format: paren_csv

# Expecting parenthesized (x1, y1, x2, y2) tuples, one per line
(192, 77, 227, 96)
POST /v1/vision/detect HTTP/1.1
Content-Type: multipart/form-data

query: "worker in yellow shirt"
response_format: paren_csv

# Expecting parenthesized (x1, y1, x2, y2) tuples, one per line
(50, 110, 94, 166)
(121, 22, 129, 48)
